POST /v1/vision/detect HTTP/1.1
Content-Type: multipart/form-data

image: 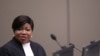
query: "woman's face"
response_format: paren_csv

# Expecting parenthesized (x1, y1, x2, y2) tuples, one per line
(14, 23, 33, 44)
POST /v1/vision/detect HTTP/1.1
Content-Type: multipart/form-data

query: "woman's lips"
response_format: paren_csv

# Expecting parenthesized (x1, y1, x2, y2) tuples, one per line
(20, 36, 27, 40)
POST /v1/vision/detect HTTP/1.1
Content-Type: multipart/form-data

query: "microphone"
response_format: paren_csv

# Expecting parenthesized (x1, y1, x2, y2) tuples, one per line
(50, 34, 57, 41)
(50, 34, 82, 53)
(50, 34, 64, 49)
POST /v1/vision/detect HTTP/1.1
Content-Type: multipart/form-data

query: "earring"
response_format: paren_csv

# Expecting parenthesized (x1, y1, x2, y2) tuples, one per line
(31, 36, 32, 38)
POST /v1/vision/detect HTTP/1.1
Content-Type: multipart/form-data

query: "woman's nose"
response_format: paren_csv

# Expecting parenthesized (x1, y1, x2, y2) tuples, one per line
(21, 30, 27, 34)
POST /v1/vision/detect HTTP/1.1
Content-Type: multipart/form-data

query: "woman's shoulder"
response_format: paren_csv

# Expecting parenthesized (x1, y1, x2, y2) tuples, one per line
(30, 41, 43, 47)
(30, 41, 46, 56)
(30, 41, 46, 50)
(1, 38, 21, 49)
(1, 40, 13, 48)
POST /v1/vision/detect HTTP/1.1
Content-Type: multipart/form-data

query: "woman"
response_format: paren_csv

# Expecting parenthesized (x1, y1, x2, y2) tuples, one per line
(1, 15, 46, 56)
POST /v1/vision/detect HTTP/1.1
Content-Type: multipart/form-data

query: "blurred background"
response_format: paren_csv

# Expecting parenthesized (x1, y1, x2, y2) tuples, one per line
(0, 0, 100, 56)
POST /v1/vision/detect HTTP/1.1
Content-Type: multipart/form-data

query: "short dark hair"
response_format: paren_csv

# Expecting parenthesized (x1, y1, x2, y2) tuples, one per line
(12, 15, 34, 32)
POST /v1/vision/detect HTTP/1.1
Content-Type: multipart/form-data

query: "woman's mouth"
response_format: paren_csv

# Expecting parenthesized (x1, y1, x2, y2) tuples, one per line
(20, 36, 27, 40)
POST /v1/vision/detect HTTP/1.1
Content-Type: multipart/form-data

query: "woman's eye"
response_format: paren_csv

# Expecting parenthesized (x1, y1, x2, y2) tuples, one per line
(17, 28, 22, 30)
(26, 29, 31, 31)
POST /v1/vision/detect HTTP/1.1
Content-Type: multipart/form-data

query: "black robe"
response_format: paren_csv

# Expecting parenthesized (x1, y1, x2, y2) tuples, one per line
(0, 37, 46, 56)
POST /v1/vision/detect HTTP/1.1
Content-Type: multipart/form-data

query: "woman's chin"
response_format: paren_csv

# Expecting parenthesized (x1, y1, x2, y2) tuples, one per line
(20, 39, 29, 44)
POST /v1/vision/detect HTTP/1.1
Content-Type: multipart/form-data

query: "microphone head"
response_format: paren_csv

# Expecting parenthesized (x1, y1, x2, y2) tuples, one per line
(50, 34, 57, 41)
